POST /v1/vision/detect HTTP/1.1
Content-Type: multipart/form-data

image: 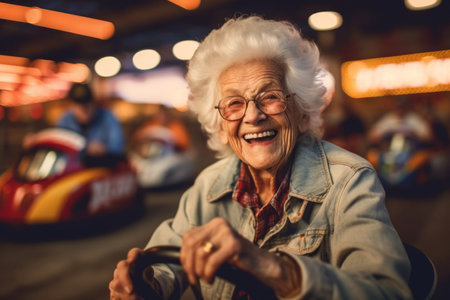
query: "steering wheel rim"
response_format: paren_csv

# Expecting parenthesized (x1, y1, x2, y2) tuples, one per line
(132, 245, 277, 300)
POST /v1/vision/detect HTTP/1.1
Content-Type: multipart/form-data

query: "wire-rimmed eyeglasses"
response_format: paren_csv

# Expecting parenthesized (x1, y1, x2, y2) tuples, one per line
(214, 90, 294, 121)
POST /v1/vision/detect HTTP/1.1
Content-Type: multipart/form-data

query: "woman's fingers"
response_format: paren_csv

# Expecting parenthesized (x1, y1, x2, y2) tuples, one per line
(194, 240, 216, 282)
(127, 248, 143, 263)
(110, 248, 145, 299)
(180, 231, 195, 284)
(201, 245, 230, 282)
(180, 218, 253, 284)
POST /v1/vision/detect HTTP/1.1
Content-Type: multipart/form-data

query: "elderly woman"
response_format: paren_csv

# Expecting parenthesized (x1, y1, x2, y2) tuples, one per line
(109, 16, 412, 300)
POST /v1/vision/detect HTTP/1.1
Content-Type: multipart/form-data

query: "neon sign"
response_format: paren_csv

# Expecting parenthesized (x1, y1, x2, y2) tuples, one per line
(341, 50, 450, 98)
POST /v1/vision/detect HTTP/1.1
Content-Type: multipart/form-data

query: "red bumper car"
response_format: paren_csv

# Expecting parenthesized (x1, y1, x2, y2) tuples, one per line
(0, 128, 140, 235)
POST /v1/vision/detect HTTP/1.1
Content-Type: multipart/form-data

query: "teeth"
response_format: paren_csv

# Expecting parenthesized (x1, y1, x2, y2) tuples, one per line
(244, 130, 275, 140)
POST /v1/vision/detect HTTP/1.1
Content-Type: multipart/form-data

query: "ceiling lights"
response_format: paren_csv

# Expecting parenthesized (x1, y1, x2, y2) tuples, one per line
(93, 40, 199, 77)
(0, 2, 114, 40)
(308, 11, 343, 31)
(0, 55, 90, 106)
(94, 56, 121, 78)
(404, 0, 441, 10)
(132, 49, 161, 70)
(167, 0, 201, 10)
(172, 40, 200, 60)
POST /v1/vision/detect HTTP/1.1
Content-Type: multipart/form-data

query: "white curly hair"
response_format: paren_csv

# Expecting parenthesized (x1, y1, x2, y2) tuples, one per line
(187, 15, 328, 157)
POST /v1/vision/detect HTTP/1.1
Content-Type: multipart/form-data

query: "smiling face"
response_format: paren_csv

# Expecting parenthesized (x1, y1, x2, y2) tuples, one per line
(218, 59, 304, 175)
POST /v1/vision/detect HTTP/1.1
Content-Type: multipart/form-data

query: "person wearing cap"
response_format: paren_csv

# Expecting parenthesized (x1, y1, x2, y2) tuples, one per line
(58, 83, 125, 166)
(109, 16, 411, 300)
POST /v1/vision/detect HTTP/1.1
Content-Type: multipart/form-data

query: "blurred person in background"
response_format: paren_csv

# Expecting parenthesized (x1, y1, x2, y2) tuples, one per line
(368, 96, 432, 145)
(109, 16, 411, 300)
(132, 104, 190, 152)
(366, 97, 442, 195)
(129, 104, 197, 188)
(58, 82, 125, 167)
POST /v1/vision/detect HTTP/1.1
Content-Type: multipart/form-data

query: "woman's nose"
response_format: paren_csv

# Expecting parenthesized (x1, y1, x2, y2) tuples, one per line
(243, 100, 266, 123)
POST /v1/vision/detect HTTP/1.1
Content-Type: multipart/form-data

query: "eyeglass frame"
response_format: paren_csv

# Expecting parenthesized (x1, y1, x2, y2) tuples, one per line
(214, 89, 295, 121)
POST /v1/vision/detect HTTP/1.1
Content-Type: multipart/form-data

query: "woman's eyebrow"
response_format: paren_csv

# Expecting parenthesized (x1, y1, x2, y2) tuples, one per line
(221, 88, 241, 96)
(222, 82, 281, 97)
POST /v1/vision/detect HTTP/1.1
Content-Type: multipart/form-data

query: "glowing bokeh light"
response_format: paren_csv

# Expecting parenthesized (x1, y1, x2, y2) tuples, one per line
(308, 11, 343, 31)
(404, 0, 441, 10)
(25, 7, 42, 24)
(57, 63, 90, 83)
(133, 49, 161, 70)
(167, 0, 201, 10)
(94, 56, 121, 77)
(172, 40, 199, 61)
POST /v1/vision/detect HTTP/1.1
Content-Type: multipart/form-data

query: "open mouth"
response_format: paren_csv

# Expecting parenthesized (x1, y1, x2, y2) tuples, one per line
(243, 130, 277, 144)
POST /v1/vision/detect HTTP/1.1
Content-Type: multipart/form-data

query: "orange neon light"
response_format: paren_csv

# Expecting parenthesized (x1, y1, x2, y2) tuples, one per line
(0, 55, 90, 107)
(0, 82, 17, 91)
(341, 50, 450, 98)
(0, 55, 29, 66)
(0, 2, 114, 40)
(0, 64, 42, 77)
(167, 0, 201, 10)
(0, 55, 90, 84)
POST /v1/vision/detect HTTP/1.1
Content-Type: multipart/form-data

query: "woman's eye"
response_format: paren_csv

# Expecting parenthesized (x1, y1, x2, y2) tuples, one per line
(262, 92, 281, 100)
(227, 98, 244, 107)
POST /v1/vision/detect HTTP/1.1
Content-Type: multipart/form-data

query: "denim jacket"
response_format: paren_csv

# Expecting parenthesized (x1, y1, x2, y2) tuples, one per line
(146, 137, 412, 300)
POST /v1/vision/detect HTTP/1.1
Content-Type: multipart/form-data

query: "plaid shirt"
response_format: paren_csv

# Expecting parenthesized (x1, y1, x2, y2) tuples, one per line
(232, 162, 291, 300)
(232, 163, 291, 242)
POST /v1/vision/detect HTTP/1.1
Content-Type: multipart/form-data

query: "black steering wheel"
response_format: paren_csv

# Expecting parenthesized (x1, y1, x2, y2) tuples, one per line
(132, 245, 277, 300)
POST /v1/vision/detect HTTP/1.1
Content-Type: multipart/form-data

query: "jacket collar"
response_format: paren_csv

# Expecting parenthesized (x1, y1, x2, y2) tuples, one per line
(206, 137, 332, 203)
(288, 137, 332, 203)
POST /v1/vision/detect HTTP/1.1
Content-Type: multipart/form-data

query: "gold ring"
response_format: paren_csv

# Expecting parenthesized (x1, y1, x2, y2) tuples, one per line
(202, 241, 215, 254)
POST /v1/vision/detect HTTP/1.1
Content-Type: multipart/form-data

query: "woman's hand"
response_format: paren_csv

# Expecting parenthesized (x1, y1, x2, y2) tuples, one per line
(179, 217, 302, 297)
(109, 248, 145, 300)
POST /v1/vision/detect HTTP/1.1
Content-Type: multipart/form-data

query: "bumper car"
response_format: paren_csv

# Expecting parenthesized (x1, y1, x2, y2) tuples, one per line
(366, 131, 433, 195)
(0, 128, 139, 233)
(128, 125, 196, 189)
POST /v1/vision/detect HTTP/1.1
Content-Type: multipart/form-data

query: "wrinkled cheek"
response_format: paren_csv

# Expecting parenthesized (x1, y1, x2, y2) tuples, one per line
(228, 138, 244, 159)
(280, 130, 296, 158)
(279, 116, 299, 162)
(286, 107, 301, 143)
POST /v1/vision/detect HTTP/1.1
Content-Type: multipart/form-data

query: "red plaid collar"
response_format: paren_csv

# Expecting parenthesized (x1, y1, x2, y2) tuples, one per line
(232, 162, 291, 242)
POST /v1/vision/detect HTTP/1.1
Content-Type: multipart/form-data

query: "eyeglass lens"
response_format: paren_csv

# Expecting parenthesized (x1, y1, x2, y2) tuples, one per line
(218, 90, 287, 121)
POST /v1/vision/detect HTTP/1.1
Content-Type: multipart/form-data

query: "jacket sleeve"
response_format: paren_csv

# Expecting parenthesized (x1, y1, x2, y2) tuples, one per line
(281, 166, 412, 300)
(144, 186, 196, 300)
